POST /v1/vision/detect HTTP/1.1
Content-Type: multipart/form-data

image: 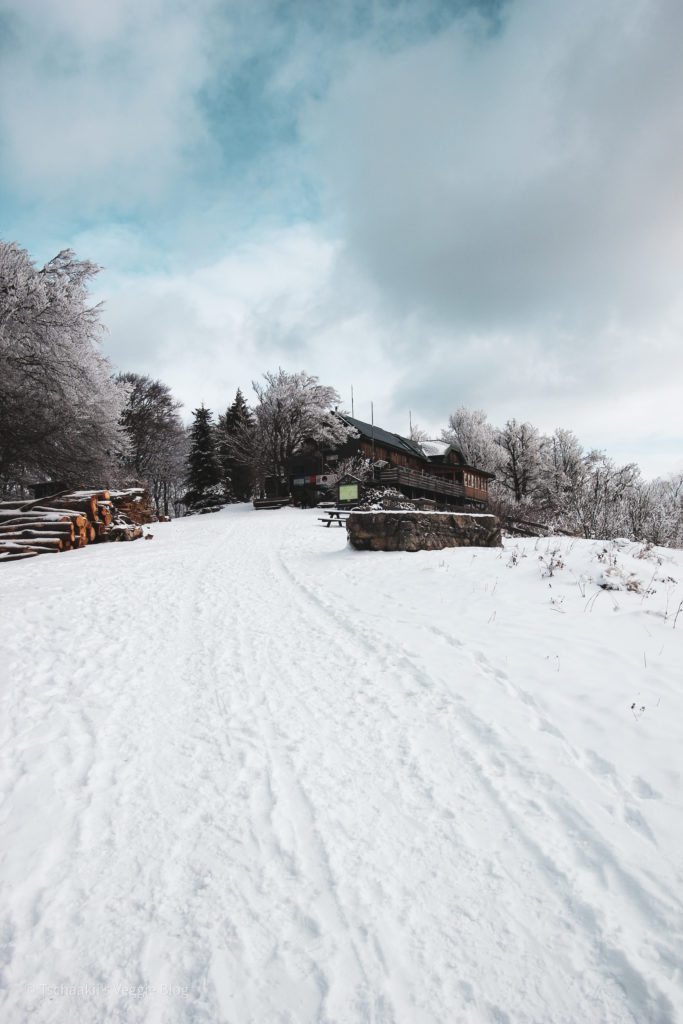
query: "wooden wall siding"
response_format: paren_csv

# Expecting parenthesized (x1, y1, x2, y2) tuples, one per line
(463, 472, 489, 501)
(358, 440, 424, 472)
(356, 440, 490, 502)
(465, 485, 489, 501)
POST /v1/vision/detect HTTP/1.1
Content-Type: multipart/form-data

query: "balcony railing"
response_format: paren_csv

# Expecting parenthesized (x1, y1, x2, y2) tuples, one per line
(379, 467, 466, 500)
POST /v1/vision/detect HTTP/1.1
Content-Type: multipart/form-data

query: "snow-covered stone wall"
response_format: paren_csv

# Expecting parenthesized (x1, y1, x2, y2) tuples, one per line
(346, 510, 502, 551)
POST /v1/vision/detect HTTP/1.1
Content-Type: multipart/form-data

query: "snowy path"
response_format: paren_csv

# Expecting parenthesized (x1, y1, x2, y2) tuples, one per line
(1, 506, 682, 1023)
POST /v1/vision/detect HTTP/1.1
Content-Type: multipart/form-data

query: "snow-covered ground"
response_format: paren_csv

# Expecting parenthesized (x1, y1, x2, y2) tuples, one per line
(1, 505, 682, 1024)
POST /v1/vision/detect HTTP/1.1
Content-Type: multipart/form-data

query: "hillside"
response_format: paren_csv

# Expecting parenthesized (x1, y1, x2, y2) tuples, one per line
(1, 506, 682, 1023)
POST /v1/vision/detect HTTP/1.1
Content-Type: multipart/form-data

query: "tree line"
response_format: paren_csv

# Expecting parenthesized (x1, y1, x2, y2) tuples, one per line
(0, 242, 352, 516)
(1, 240, 681, 545)
(442, 409, 683, 547)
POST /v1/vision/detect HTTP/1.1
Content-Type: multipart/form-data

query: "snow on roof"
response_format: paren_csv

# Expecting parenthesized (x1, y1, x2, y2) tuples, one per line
(420, 440, 450, 458)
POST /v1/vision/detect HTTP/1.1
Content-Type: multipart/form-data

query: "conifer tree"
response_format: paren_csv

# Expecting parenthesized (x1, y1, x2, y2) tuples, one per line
(185, 405, 222, 508)
(217, 389, 254, 501)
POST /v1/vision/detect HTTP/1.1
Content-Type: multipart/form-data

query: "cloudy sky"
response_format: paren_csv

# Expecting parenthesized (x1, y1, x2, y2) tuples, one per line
(1, 0, 681, 476)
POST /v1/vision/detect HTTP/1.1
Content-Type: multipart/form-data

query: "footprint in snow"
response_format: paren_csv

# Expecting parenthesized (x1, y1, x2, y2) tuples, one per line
(623, 804, 657, 844)
(632, 776, 661, 800)
(584, 749, 616, 779)
(537, 718, 563, 739)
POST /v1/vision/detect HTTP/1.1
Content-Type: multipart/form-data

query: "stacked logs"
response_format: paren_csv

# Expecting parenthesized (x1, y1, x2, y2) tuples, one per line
(107, 488, 155, 525)
(0, 488, 152, 564)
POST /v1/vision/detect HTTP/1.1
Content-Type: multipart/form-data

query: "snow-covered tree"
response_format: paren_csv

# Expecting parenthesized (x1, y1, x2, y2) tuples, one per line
(653, 473, 683, 547)
(117, 372, 183, 476)
(228, 369, 355, 496)
(117, 372, 187, 516)
(567, 453, 640, 539)
(408, 422, 429, 442)
(217, 388, 254, 501)
(615, 471, 683, 547)
(537, 428, 585, 522)
(0, 241, 125, 493)
(438, 402, 683, 546)
(148, 422, 189, 518)
(442, 407, 498, 472)
(495, 419, 544, 503)
(185, 406, 222, 508)
(325, 453, 373, 481)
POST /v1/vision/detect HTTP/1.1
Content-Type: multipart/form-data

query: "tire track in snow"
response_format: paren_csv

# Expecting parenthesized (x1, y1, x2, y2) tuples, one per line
(219, 537, 386, 1023)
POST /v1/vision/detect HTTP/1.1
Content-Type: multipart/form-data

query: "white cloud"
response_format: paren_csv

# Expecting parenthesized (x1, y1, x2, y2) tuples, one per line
(0, 0, 221, 211)
(94, 224, 398, 421)
(309, 0, 683, 328)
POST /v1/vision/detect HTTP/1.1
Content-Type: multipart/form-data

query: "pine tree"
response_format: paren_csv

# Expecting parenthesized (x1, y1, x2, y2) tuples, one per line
(185, 406, 222, 509)
(217, 389, 254, 501)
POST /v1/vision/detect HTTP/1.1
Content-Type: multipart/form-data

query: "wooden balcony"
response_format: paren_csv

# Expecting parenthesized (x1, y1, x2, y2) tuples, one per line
(379, 467, 466, 501)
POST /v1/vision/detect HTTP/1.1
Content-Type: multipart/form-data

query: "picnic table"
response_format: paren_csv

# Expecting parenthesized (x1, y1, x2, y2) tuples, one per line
(317, 507, 353, 527)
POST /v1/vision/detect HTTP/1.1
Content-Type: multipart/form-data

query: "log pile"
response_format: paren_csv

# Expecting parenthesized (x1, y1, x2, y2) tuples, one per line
(107, 488, 155, 525)
(0, 487, 154, 564)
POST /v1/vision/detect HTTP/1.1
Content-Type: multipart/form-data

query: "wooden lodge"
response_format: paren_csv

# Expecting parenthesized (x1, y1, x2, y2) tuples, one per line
(289, 414, 494, 509)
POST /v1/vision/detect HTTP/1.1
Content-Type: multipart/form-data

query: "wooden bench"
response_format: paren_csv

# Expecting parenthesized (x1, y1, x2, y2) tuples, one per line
(253, 497, 292, 511)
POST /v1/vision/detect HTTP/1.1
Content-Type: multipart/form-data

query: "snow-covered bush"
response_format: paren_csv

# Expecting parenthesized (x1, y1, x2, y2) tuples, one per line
(358, 487, 417, 511)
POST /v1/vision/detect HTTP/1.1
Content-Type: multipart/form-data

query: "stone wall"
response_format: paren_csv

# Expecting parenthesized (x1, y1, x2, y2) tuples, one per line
(346, 511, 502, 552)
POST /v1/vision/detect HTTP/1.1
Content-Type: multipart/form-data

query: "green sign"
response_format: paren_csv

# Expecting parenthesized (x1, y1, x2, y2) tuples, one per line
(339, 483, 359, 502)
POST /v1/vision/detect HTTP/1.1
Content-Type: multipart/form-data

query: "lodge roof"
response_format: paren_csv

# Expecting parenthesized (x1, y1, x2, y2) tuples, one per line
(339, 415, 496, 479)
(341, 415, 425, 460)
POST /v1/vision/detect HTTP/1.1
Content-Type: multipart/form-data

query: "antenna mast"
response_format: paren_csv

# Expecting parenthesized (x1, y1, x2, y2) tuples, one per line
(371, 402, 375, 462)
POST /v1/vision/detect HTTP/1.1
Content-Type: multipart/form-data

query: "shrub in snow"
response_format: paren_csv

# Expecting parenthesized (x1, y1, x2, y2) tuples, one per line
(596, 567, 640, 592)
(358, 487, 417, 511)
(539, 548, 565, 577)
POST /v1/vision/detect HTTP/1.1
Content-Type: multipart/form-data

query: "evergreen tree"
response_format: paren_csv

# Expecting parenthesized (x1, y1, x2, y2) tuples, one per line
(185, 406, 222, 508)
(217, 389, 254, 501)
